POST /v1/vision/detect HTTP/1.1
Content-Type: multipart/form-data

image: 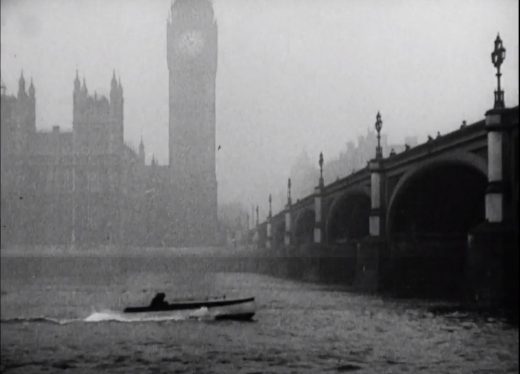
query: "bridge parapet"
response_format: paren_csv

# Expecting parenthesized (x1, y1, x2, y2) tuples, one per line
(381, 120, 486, 172)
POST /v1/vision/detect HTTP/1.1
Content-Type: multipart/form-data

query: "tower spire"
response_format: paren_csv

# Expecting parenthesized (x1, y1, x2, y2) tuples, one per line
(111, 69, 117, 86)
(138, 136, 145, 164)
(74, 70, 80, 92)
(118, 74, 123, 95)
(29, 78, 35, 97)
(18, 70, 26, 96)
(82, 77, 88, 93)
(110, 70, 119, 100)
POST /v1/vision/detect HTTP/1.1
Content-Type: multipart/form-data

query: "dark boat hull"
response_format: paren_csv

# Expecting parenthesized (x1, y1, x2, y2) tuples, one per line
(123, 297, 256, 320)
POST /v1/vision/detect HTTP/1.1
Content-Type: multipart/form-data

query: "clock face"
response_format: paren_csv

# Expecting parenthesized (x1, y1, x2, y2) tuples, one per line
(177, 30, 205, 57)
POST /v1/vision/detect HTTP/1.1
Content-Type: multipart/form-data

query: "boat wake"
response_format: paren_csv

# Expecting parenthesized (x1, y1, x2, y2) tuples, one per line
(0, 317, 79, 325)
(1, 307, 214, 325)
(84, 307, 213, 323)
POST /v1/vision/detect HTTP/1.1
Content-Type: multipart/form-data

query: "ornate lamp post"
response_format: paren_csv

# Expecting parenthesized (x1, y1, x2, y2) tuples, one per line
(318, 152, 324, 187)
(285, 177, 292, 247)
(375, 111, 383, 159)
(287, 178, 292, 206)
(491, 34, 506, 109)
(266, 194, 273, 249)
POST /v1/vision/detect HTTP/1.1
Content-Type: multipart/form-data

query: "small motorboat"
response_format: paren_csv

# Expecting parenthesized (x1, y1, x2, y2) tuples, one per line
(123, 293, 256, 321)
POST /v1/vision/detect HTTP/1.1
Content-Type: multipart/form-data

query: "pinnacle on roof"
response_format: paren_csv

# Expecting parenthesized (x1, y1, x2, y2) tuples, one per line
(29, 78, 35, 96)
(82, 77, 88, 93)
(111, 69, 118, 86)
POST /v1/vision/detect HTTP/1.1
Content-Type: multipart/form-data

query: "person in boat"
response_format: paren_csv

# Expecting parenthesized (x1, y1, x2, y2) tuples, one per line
(150, 292, 168, 308)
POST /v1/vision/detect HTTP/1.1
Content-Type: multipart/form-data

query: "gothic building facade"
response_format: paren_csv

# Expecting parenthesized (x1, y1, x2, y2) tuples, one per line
(0, 73, 173, 247)
(1, 0, 219, 248)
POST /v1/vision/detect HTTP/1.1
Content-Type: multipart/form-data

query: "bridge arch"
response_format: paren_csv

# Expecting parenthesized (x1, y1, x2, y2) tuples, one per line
(325, 187, 371, 245)
(293, 209, 315, 246)
(386, 151, 487, 235)
(385, 151, 487, 297)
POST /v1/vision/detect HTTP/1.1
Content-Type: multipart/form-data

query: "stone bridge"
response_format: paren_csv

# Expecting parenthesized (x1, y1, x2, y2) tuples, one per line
(251, 104, 518, 303)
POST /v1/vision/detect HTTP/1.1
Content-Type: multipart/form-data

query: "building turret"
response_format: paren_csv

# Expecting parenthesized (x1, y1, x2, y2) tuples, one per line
(73, 74, 87, 130)
(13, 71, 34, 153)
(81, 77, 87, 94)
(110, 71, 121, 108)
(109, 70, 124, 154)
(74, 70, 81, 93)
(138, 136, 145, 164)
(17, 71, 26, 98)
(28, 78, 35, 98)
(110, 70, 118, 93)
(28, 78, 36, 132)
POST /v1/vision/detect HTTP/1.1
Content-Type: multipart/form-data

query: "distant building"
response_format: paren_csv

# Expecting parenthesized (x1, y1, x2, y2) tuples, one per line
(285, 129, 417, 199)
(324, 129, 418, 183)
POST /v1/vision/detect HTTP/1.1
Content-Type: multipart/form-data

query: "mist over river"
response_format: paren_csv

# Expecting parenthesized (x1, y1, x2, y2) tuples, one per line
(1, 253, 518, 373)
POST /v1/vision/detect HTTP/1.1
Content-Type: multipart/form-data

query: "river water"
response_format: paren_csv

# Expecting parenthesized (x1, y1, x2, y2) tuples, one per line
(1, 254, 518, 373)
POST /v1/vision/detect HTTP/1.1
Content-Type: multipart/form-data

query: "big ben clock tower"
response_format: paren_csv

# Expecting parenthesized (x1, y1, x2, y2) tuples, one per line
(167, 0, 218, 245)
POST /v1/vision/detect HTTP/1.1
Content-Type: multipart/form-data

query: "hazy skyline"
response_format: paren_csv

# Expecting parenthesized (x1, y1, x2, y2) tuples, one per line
(1, 0, 518, 216)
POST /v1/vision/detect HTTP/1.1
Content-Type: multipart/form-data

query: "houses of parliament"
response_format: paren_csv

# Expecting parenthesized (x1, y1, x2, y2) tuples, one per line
(0, 0, 218, 248)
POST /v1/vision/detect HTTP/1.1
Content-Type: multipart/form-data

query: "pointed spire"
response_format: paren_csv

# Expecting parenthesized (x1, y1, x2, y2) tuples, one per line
(139, 136, 145, 156)
(28, 78, 35, 97)
(111, 69, 117, 87)
(82, 77, 87, 93)
(74, 70, 80, 91)
(18, 70, 26, 96)
(110, 70, 119, 101)
(138, 137, 145, 164)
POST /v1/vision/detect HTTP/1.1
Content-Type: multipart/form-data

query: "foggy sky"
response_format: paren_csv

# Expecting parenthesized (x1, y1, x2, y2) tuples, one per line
(1, 0, 518, 218)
